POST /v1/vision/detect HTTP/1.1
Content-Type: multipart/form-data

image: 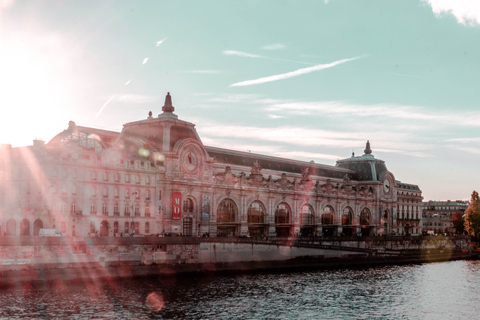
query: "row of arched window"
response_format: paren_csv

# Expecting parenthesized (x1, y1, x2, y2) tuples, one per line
(190, 198, 372, 226)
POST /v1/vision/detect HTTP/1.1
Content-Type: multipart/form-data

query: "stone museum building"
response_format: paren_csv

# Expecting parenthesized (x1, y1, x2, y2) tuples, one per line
(0, 93, 423, 238)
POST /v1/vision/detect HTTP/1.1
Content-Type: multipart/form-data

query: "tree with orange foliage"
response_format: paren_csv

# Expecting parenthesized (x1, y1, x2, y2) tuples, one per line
(464, 191, 480, 238)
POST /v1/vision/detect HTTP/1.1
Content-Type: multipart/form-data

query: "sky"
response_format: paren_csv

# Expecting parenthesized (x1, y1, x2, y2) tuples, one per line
(0, 0, 479, 201)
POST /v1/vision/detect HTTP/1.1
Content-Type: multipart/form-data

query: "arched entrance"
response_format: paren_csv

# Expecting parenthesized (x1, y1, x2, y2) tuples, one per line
(300, 204, 315, 237)
(183, 217, 193, 236)
(248, 201, 267, 238)
(322, 205, 335, 236)
(275, 202, 292, 237)
(217, 199, 238, 236)
(6, 219, 16, 236)
(33, 219, 43, 236)
(20, 218, 30, 236)
(360, 208, 371, 236)
(100, 220, 109, 236)
(342, 207, 354, 236)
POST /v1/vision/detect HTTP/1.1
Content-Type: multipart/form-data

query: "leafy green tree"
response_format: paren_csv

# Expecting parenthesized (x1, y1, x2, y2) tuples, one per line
(452, 210, 465, 234)
(464, 191, 480, 237)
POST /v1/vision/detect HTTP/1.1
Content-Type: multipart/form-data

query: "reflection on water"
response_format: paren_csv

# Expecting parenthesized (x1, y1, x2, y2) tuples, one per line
(1, 260, 479, 319)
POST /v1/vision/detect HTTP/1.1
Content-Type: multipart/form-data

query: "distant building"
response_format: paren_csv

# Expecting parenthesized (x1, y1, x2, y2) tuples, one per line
(422, 200, 469, 234)
(0, 93, 423, 238)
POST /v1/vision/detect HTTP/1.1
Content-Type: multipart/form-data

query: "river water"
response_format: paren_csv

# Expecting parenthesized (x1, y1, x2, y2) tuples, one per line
(1, 260, 479, 319)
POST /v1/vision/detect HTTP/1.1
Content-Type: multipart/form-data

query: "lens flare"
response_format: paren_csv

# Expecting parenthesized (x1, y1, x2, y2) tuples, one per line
(139, 148, 150, 157)
(146, 292, 165, 312)
(153, 152, 165, 161)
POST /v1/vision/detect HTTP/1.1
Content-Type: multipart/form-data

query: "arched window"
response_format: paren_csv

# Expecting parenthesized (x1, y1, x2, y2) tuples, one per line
(360, 208, 371, 225)
(114, 203, 119, 216)
(134, 203, 140, 216)
(114, 221, 119, 235)
(145, 222, 150, 234)
(300, 204, 315, 225)
(321, 205, 334, 225)
(217, 199, 237, 223)
(248, 201, 266, 224)
(100, 220, 108, 237)
(7, 219, 16, 236)
(102, 202, 108, 215)
(342, 207, 353, 225)
(124, 222, 129, 234)
(145, 205, 150, 217)
(134, 222, 140, 233)
(71, 201, 76, 214)
(124, 203, 130, 216)
(20, 219, 30, 236)
(275, 203, 291, 224)
(33, 219, 43, 236)
(183, 198, 194, 212)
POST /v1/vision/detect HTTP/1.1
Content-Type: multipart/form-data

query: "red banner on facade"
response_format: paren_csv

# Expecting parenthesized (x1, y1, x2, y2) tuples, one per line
(172, 192, 182, 220)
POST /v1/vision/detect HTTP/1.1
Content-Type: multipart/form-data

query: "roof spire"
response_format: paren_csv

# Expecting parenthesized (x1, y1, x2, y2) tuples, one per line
(162, 92, 175, 113)
(364, 140, 372, 155)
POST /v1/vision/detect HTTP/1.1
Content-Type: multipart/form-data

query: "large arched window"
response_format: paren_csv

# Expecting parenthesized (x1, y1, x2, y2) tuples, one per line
(217, 199, 237, 223)
(7, 219, 16, 236)
(33, 219, 43, 236)
(360, 208, 371, 225)
(134, 222, 140, 233)
(20, 218, 30, 236)
(183, 198, 194, 213)
(102, 202, 108, 216)
(300, 204, 315, 225)
(321, 205, 335, 225)
(100, 220, 109, 237)
(342, 207, 353, 225)
(145, 222, 150, 234)
(248, 201, 266, 224)
(275, 203, 291, 224)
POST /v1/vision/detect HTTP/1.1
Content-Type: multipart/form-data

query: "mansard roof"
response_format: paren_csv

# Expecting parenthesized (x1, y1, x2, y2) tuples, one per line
(48, 121, 120, 149)
(205, 146, 353, 180)
(336, 141, 389, 181)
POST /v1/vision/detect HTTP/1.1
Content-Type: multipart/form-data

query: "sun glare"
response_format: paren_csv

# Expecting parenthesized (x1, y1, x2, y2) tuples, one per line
(0, 33, 71, 146)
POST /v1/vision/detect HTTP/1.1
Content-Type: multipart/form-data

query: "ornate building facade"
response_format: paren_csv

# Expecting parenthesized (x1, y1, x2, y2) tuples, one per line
(0, 93, 423, 238)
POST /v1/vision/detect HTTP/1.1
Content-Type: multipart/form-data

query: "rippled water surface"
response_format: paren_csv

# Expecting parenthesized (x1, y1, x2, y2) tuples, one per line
(1, 260, 480, 319)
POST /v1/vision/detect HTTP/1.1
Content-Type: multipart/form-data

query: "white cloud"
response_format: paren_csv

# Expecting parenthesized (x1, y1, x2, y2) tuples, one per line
(445, 137, 480, 142)
(230, 56, 363, 87)
(423, 0, 480, 25)
(116, 94, 157, 104)
(223, 50, 263, 58)
(223, 49, 313, 65)
(208, 93, 262, 103)
(181, 70, 222, 74)
(267, 114, 285, 119)
(156, 38, 167, 47)
(142, 57, 149, 64)
(95, 95, 116, 119)
(262, 43, 285, 50)
(198, 123, 430, 154)
(454, 146, 480, 155)
(125, 79, 132, 85)
(262, 100, 480, 126)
